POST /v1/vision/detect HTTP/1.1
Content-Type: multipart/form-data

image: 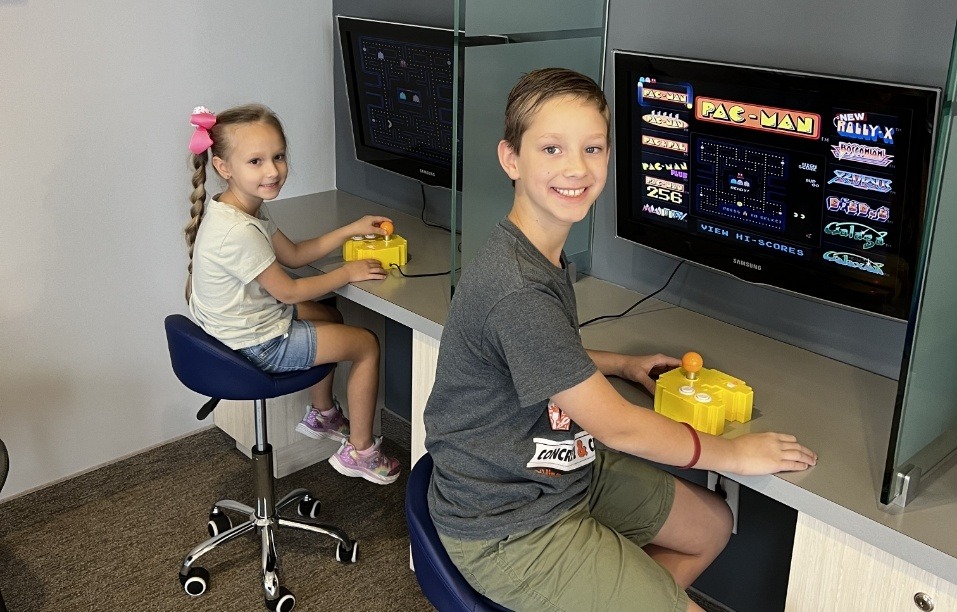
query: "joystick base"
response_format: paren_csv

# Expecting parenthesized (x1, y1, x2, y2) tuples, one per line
(343, 234, 408, 268)
(654, 365, 754, 435)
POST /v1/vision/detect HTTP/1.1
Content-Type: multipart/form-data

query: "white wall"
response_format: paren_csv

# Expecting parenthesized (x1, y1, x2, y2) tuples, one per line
(0, 0, 336, 499)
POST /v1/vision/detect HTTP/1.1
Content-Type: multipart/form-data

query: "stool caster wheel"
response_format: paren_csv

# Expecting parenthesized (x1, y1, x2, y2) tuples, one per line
(208, 509, 232, 537)
(265, 587, 296, 612)
(335, 540, 358, 564)
(180, 566, 210, 597)
(297, 496, 321, 519)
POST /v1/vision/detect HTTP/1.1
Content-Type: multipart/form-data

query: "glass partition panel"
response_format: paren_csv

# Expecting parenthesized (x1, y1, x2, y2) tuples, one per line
(465, 0, 603, 37)
(451, 0, 608, 287)
(882, 25, 957, 506)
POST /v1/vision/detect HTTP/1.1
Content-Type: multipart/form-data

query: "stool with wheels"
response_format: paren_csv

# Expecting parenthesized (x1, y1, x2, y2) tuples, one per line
(406, 453, 510, 611)
(165, 314, 357, 612)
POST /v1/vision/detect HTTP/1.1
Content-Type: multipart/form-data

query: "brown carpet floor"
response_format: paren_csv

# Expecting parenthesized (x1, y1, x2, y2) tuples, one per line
(0, 418, 732, 612)
(0, 423, 434, 612)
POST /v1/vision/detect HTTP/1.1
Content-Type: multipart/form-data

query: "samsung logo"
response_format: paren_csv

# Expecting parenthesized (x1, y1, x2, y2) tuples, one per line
(419, 168, 436, 177)
(733, 258, 762, 271)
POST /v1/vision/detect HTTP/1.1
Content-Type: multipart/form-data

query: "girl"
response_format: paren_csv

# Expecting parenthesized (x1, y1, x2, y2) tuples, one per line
(184, 103, 400, 485)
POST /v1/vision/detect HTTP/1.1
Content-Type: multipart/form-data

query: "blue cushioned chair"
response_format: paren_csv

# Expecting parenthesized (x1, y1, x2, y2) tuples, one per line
(165, 314, 357, 612)
(406, 453, 510, 611)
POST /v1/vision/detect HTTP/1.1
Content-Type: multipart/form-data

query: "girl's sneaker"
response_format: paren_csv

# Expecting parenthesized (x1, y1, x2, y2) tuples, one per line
(328, 437, 401, 485)
(295, 400, 350, 442)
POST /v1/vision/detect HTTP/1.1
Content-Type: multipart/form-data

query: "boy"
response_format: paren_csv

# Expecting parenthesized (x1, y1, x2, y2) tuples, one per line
(423, 68, 816, 611)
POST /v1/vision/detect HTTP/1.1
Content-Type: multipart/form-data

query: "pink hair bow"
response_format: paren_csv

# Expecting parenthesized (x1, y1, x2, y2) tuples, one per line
(188, 106, 217, 154)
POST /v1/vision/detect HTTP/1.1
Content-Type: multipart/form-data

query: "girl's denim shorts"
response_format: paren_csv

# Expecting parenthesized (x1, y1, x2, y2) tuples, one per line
(239, 319, 317, 373)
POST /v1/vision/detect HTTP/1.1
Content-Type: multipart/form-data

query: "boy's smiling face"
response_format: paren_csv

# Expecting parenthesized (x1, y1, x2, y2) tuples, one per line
(499, 94, 610, 230)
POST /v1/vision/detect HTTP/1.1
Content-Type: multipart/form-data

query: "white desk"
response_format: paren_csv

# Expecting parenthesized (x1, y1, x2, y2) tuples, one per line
(228, 190, 957, 609)
(572, 275, 957, 608)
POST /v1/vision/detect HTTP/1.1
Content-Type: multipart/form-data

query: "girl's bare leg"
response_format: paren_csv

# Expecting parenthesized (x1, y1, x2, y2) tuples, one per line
(298, 301, 380, 451)
(295, 301, 342, 411)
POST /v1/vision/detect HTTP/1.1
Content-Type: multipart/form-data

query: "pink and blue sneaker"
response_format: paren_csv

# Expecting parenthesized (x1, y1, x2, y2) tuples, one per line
(295, 400, 350, 443)
(328, 437, 401, 485)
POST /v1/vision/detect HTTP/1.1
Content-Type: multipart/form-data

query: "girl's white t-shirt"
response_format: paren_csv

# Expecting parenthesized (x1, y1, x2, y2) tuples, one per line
(188, 199, 293, 349)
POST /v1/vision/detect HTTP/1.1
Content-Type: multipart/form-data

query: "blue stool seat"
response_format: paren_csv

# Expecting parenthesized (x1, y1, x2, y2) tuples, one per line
(406, 453, 510, 611)
(166, 313, 332, 404)
(165, 314, 356, 612)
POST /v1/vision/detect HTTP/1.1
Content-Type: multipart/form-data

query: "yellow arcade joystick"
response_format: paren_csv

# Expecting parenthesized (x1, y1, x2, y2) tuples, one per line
(682, 351, 703, 381)
(342, 220, 407, 266)
(654, 350, 754, 434)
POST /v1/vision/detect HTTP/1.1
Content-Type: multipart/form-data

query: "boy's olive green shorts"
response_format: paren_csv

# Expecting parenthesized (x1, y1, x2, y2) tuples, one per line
(438, 449, 690, 611)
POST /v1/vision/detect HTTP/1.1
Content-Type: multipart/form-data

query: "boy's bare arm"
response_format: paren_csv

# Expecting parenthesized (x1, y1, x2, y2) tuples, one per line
(552, 371, 816, 475)
(586, 349, 680, 395)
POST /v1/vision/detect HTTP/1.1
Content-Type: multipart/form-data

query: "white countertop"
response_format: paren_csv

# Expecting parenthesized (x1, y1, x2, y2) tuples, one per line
(270, 189, 957, 584)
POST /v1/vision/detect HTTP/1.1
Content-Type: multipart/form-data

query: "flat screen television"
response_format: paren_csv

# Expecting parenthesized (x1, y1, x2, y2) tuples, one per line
(337, 15, 459, 190)
(614, 51, 940, 320)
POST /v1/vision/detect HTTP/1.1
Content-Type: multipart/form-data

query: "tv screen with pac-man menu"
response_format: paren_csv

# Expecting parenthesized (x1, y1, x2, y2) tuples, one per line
(614, 51, 940, 320)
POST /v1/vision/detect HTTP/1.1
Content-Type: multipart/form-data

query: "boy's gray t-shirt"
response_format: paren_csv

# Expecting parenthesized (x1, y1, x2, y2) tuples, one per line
(425, 217, 598, 540)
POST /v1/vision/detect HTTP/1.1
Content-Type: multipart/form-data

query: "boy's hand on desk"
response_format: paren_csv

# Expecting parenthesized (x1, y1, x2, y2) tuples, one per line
(341, 259, 388, 282)
(727, 432, 817, 475)
(345, 215, 393, 238)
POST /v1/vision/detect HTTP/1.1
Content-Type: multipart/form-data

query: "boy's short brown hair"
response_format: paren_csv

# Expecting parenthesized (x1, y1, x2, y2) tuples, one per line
(503, 67, 609, 153)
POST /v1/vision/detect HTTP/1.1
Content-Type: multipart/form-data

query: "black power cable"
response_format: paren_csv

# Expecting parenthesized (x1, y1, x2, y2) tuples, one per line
(579, 260, 685, 328)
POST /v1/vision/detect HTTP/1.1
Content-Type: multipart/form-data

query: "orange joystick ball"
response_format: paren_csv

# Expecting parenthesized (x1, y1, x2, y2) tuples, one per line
(682, 351, 703, 380)
(380, 221, 394, 238)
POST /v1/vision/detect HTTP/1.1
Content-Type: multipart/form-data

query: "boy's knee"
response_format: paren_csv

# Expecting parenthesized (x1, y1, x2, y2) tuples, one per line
(710, 493, 733, 549)
(688, 486, 732, 556)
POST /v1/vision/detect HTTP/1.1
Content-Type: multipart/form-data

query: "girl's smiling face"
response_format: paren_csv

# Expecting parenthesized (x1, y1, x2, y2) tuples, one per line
(213, 121, 288, 213)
